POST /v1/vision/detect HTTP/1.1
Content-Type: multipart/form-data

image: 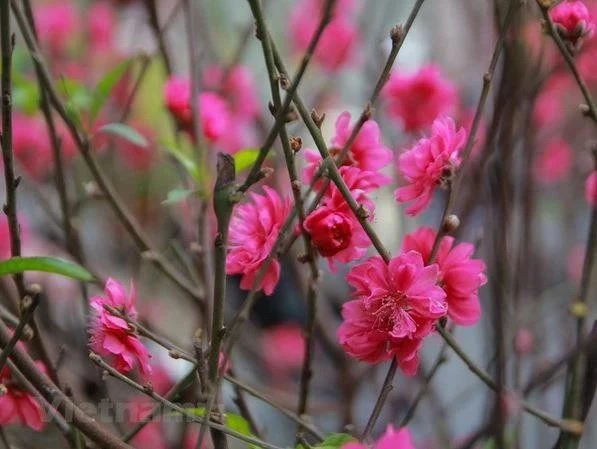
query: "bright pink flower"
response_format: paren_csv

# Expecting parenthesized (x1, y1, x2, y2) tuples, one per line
(91, 277, 138, 318)
(383, 65, 457, 133)
(164, 76, 230, 142)
(289, 0, 359, 72)
(585, 170, 597, 205)
(340, 425, 416, 449)
(262, 324, 305, 375)
(227, 186, 291, 295)
(88, 3, 116, 52)
(375, 426, 417, 449)
(305, 166, 376, 270)
(533, 138, 573, 184)
(90, 279, 151, 375)
(550, 0, 594, 45)
(35, 1, 79, 55)
(303, 112, 392, 186)
(0, 364, 45, 431)
(337, 252, 447, 374)
(402, 227, 487, 325)
(395, 117, 466, 216)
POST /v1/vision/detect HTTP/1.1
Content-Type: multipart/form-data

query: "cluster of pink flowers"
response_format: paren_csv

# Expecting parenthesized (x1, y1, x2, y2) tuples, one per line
(337, 226, 486, 373)
(226, 187, 292, 295)
(302, 112, 391, 268)
(342, 425, 417, 449)
(289, 0, 360, 72)
(0, 362, 46, 431)
(395, 117, 467, 216)
(164, 65, 260, 153)
(89, 278, 152, 375)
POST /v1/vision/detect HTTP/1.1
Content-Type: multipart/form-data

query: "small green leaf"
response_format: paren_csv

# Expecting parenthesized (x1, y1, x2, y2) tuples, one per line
(90, 59, 133, 123)
(164, 145, 202, 184)
(162, 188, 197, 205)
(97, 123, 148, 147)
(0, 257, 94, 281)
(12, 78, 40, 115)
(233, 148, 262, 172)
(313, 433, 356, 449)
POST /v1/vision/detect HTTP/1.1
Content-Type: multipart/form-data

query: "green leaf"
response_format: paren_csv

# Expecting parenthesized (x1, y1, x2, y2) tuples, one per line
(0, 257, 94, 281)
(162, 188, 197, 205)
(60, 78, 91, 128)
(313, 433, 356, 449)
(183, 409, 257, 448)
(90, 59, 133, 123)
(12, 77, 40, 115)
(163, 142, 202, 184)
(97, 123, 148, 147)
(233, 148, 262, 172)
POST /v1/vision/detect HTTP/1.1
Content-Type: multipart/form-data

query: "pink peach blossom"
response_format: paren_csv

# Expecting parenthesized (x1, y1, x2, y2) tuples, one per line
(164, 76, 230, 142)
(0, 364, 45, 431)
(289, 0, 359, 72)
(303, 112, 392, 186)
(402, 227, 487, 325)
(550, 0, 594, 45)
(585, 170, 597, 205)
(305, 166, 376, 270)
(227, 186, 292, 295)
(533, 74, 573, 127)
(341, 425, 416, 449)
(203, 64, 260, 119)
(337, 251, 447, 374)
(395, 117, 467, 216)
(533, 138, 573, 184)
(88, 3, 116, 52)
(35, 0, 80, 55)
(383, 65, 457, 133)
(262, 324, 305, 375)
(90, 279, 151, 375)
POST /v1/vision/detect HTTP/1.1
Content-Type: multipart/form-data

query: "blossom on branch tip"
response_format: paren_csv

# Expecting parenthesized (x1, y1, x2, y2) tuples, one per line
(337, 251, 446, 374)
(395, 117, 466, 216)
(549, 0, 594, 46)
(304, 166, 377, 270)
(226, 186, 292, 295)
(89, 279, 152, 375)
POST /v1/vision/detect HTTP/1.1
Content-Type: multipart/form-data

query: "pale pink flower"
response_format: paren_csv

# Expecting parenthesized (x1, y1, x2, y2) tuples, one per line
(164, 76, 230, 142)
(262, 324, 305, 375)
(203, 64, 260, 119)
(303, 112, 392, 186)
(550, 0, 594, 45)
(227, 186, 292, 295)
(337, 252, 447, 374)
(585, 170, 597, 205)
(533, 138, 573, 184)
(383, 65, 458, 133)
(305, 166, 375, 270)
(341, 426, 417, 449)
(90, 279, 151, 375)
(289, 0, 359, 72)
(395, 117, 467, 216)
(0, 363, 45, 431)
(88, 3, 116, 52)
(533, 74, 573, 127)
(35, 1, 79, 55)
(402, 227, 487, 325)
